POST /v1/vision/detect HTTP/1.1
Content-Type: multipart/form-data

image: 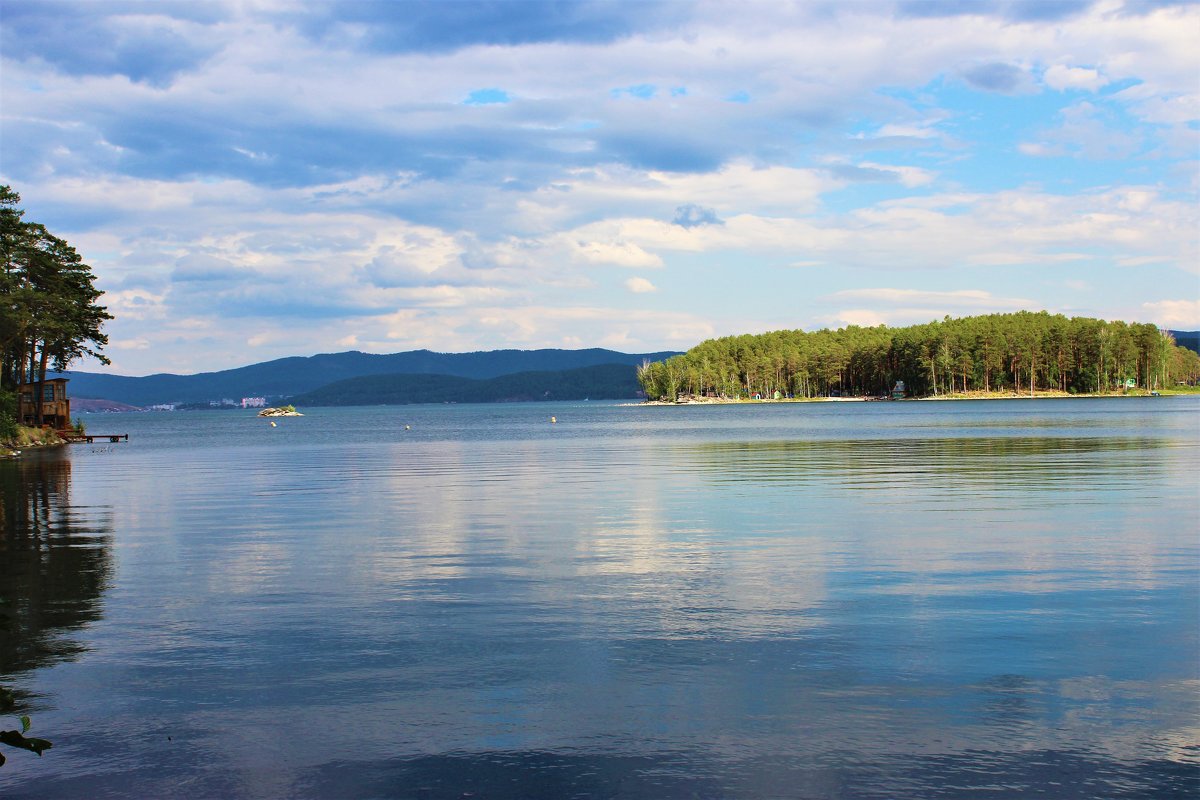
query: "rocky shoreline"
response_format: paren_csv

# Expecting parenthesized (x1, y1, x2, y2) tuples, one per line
(1, 426, 67, 458)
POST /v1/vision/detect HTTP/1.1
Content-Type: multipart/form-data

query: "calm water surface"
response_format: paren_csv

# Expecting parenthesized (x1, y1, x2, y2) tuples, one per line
(1, 398, 1197, 798)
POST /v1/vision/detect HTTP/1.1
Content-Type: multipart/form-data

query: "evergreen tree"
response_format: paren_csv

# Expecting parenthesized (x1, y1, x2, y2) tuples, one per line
(0, 186, 112, 427)
(638, 312, 1196, 401)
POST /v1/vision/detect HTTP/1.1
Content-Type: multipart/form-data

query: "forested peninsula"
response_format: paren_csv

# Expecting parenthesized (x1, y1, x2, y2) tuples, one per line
(637, 312, 1200, 402)
(1, 186, 111, 449)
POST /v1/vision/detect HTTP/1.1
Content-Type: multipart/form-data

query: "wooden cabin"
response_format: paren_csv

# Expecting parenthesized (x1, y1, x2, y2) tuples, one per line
(17, 378, 72, 429)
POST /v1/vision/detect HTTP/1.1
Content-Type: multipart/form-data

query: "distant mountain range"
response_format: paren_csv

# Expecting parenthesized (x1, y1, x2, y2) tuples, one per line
(292, 363, 642, 406)
(58, 330, 1198, 409)
(59, 348, 680, 407)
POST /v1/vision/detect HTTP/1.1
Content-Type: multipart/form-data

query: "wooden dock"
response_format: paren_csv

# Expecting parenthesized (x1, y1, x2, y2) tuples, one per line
(60, 431, 129, 444)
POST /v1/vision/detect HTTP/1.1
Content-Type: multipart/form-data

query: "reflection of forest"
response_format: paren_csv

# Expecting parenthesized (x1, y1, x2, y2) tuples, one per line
(0, 454, 112, 678)
(680, 436, 1168, 490)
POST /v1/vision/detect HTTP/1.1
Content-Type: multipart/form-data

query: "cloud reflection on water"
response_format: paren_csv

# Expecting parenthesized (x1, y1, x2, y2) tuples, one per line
(1, 403, 1196, 798)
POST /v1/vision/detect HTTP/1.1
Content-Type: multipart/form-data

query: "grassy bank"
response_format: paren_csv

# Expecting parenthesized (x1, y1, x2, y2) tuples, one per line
(1, 426, 66, 458)
(1147, 385, 1200, 395)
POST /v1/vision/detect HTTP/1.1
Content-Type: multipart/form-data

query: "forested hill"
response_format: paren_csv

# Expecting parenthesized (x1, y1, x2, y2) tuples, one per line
(637, 312, 1200, 401)
(60, 348, 679, 406)
(291, 363, 641, 406)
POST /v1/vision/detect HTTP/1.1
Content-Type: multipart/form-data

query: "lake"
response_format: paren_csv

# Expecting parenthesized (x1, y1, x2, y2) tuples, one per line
(1, 398, 1197, 798)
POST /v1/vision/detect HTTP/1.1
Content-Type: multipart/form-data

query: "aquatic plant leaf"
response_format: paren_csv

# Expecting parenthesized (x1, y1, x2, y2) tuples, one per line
(0, 729, 53, 756)
(20, 716, 29, 733)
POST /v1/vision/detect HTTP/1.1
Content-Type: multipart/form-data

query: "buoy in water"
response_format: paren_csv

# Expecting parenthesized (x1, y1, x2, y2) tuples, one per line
(550, 416, 556, 424)
(270, 421, 277, 427)
(405, 424, 411, 431)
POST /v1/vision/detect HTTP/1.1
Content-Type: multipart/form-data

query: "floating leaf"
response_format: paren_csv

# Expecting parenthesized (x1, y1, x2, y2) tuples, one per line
(19, 716, 29, 734)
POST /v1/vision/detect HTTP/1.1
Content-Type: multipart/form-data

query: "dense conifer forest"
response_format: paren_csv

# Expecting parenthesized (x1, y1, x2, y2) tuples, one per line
(637, 312, 1200, 401)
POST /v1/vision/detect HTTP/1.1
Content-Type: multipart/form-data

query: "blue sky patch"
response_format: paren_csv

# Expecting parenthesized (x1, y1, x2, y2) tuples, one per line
(464, 88, 512, 105)
(612, 84, 657, 100)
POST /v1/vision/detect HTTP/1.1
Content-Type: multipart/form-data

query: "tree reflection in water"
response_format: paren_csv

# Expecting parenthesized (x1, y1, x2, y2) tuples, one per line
(0, 453, 113, 685)
(678, 435, 1167, 492)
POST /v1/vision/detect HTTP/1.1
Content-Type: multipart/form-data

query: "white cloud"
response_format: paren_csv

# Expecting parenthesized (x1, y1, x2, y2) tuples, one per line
(1018, 141, 1061, 157)
(1020, 101, 1143, 160)
(7, 1, 1199, 374)
(826, 309, 887, 328)
(1142, 299, 1200, 329)
(861, 162, 935, 188)
(854, 120, 943, 141)
(246, 332, 274, 348)
(107, 337, 151, 351)
(830, 289, 1035, 309)
(574, 240, 663, 269)
(819, 289, 1039, 329)
(101, 288, 168, 321)
(625, 277, 657, 293)
(49, 172, 1194, 374)
(1043, 64, 1107, 92)
(1117, 87, 1200, 126)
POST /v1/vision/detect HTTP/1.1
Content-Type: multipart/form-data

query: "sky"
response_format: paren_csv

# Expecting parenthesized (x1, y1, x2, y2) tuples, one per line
(1, 0, 1198, 376)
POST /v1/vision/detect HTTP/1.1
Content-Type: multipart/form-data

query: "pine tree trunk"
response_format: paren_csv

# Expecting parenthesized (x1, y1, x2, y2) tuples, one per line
(34, 344, 49, 426)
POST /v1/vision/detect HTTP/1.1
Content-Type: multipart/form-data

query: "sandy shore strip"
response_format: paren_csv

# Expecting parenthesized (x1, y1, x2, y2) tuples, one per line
(625, 389, 1181, 406)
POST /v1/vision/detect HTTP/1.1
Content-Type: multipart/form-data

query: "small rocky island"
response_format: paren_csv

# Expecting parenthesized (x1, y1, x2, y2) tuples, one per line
(258, 405, 303, 417)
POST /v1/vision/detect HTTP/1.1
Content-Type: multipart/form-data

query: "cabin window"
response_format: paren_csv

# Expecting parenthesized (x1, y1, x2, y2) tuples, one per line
(20, 392, 32, 404)
(43, 385, 58, 402)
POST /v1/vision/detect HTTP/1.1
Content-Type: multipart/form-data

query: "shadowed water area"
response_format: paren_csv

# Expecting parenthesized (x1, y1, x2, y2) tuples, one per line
(1, 397, 1197, 798)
